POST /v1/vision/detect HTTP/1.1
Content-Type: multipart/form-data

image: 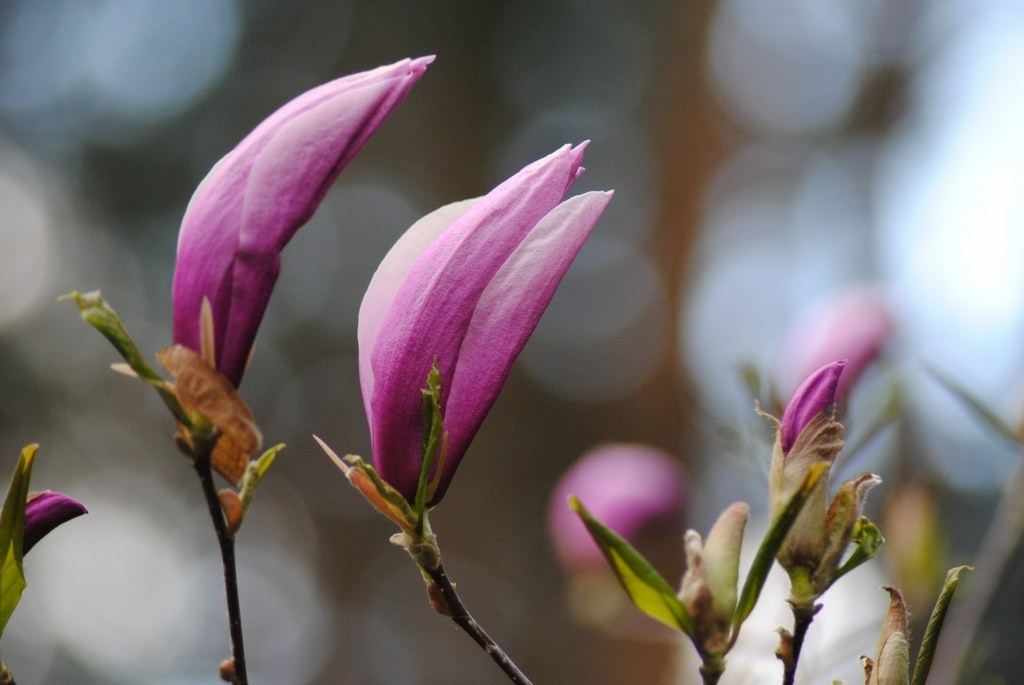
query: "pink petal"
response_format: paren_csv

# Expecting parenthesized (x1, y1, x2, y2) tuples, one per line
(358, 197, 479, 426)
(780, 359, 847, 454)
(435, 190, 613, 501)
(173, 57, 431, 386)
(367, 145, 586, 498)
(23, 491, 88, 555)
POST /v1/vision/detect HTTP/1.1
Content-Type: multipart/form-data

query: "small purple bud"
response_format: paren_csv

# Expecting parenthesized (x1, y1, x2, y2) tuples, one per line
(780, 360, 847, 454)
(548, 443, 686, 573)
(23, 491, 87, 555)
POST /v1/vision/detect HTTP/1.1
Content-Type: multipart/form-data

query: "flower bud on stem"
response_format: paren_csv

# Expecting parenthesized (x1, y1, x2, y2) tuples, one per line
(321, 365, 535, 685)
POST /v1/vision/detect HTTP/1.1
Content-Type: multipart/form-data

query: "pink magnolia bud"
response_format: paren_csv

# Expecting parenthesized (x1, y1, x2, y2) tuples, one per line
(779, 360, 846, 455)
(771, 361, 848, 572)
(359, 144, 612, 505)
(173, 57, 431, 387)
(548, 443, 687, 573)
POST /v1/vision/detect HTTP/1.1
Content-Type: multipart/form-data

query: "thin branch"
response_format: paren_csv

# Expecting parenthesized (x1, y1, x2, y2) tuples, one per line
(193, 457, 248, 685)
(781, 605, 815, 685)
(422, 560, 534, 685)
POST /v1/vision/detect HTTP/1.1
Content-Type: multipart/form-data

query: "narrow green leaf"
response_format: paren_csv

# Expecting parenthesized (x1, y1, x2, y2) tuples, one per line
(925, 364, 1019, 446)
(732, 461, 828, 631)
(415, 361, 447, 515)
(570, 496, 693, 635)
(833, 516, 885, 583)
(0, 445, 37, 636)
(239, 443, 285, 514)
(61, 290, 189, 424)
(910, 565, 972, 685)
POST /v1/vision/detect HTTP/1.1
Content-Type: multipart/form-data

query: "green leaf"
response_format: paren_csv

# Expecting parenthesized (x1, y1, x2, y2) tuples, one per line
(925, 363, 1020, 446)
(61, 290, 188, 424)
(569, 496, 693, 635)
(239, 443, 285, 514)
(833, 516, 885, 584)
(415, 361, 447, 516)
(732, 461, 828, 632)
(910, 565, 972, 685)
(0, 445, 37, 637)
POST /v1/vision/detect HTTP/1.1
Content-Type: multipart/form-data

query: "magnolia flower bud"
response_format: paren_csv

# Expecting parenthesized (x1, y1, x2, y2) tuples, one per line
(770, 361, 846, 570)
(360, 144, 612, 505)
(863, 587, 910, 685)
(23, 491, 88, 555)
(679, 502, 748, 658)
(174, 57, 431, 387)
(548, 443, 686, 573)
(768, 360, 884, 601)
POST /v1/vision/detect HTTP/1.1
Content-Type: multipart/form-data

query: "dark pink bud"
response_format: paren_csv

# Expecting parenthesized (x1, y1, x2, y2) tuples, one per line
(779, 360, 846, 454)
(23, 491, 87, 555)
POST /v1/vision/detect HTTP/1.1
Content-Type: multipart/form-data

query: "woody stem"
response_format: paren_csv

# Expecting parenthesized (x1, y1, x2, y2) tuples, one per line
(194, 456, 248, 684)
(782, 602, 816, 685)
(421, 559, 534, 685)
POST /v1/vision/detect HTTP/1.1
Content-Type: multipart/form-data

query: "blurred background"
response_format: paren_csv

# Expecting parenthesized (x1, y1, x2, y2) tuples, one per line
(1, 0, 1023, 683)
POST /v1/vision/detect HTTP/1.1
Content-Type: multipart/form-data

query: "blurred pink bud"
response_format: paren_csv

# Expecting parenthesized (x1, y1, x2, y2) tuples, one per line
(779, 360, 846, 455)
(173, 57, 432, 386)
(23, 491, 87, 555)
(359, 144, 612, 505)
(776, 286, 893, 403)
(548, 443, 687, 573)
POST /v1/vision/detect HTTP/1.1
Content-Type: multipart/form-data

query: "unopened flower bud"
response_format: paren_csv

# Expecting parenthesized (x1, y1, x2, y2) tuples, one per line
(818, 473, 881, 576)
(864, 587, 910, 685)
(22, 491, 88, 555)
(548, 443, 687, 574)
(218, 489, 244, 536)
(769, 361, 846, 571)
(679, 502, 748, 657)
(218, 657, 237, 683)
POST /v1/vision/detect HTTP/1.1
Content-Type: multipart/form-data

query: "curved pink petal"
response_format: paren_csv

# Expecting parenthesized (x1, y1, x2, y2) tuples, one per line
(780, 359, 847, 454)
(367, 144, 588, 500)
(434, 191, 613, 502)
(173, 56, 431, 386)
(358, 197, 479, 425)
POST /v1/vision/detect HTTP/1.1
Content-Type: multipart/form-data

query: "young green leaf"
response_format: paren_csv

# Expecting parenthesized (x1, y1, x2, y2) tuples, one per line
(570, 496, 693, 635)
(732, 461, 827, 634)
(833, 516, 885, 584)
(61, 290, 189, 424)
(911, 565, 972, 685)
(0, 445, 37, 636)
(416, 361, 447, 515)
(239, 443, 285, 514)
